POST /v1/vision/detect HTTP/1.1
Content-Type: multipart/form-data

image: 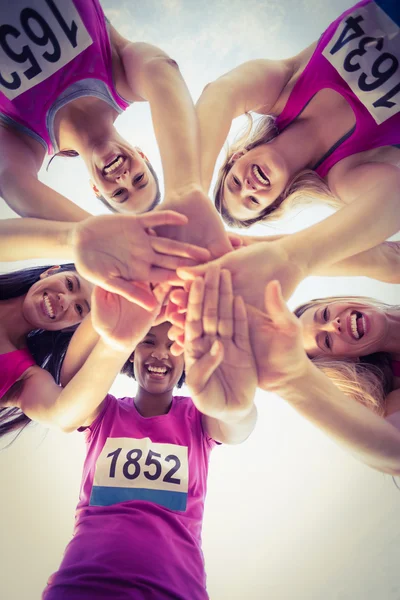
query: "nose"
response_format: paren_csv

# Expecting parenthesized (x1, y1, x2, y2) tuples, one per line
(151, 347, 170, 361)
(323, 318, 341, 334)
(244, 177, 256, 191)
(57, 292, 72, 312)
(115, 169, 129, 182)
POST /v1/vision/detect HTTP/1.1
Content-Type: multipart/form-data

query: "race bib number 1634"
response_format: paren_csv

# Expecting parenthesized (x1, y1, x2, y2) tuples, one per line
(0, 0, 93, 100)
(323, 1, 400, 124)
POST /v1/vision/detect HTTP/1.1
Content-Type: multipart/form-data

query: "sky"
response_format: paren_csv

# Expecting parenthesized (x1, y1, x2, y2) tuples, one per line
(1, 1, 400, 599)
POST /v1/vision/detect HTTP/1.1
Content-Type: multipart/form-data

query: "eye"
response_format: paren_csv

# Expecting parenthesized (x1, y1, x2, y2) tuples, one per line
(66, 277, 73, 292)
(76, 304, 83, 317)
(142, 339, 155, 345)
(232, 175, 240, 187)
(134, 173, 144, 185)
(113, 189, 124, 198)
(323, 307, 329, 321)
(325, 333, 331, 350)
(249, 196, 259, 205)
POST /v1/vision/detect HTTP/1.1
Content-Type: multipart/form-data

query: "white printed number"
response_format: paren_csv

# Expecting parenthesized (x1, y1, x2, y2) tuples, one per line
(324, 5, 400, 124)
(0, 0, 93, 100)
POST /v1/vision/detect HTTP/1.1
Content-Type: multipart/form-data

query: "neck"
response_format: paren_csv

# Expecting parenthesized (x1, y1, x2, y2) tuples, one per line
(56, 99, 118, 155)
(0, 296, 35, 348)
(273, 119, 325, 176)
(382, 309, 400, 358)
(134, 387, 174, 417)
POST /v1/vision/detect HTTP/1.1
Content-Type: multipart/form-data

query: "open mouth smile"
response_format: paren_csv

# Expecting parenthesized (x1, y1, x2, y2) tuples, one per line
(103, 155, 126, 176)
(348, 311, 367, 340)
(252, 164, 270, 186)
(145, 363, 172, 379)
(42, 292, 56, 320)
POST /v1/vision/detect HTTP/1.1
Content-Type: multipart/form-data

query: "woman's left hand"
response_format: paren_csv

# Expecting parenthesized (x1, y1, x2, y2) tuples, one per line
(184, 266, 257, 421)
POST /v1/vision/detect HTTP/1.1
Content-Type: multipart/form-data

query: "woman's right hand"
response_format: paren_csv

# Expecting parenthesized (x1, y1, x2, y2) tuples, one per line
(91, 284, 170, 352)
(71, 211, 211, 310)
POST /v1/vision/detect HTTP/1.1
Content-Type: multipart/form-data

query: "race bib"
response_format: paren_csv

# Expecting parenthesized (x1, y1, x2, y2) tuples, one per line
(323, 1, 400, 124)
(0, 0, 93, 100)
(89, 437, 189, 512)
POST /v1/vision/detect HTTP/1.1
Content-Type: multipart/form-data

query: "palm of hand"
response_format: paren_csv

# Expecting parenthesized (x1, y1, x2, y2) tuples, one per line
(185, 332, 256, 419)
(74, 215, 154, 284)
(247, 303, 308, 392)
(158, 189, 232, 258)
(91, 287, 158, 352)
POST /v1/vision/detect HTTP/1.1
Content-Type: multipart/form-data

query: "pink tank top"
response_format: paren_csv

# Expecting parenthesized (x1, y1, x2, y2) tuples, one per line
(276, 0, 400, 178)
(392, 360, 400, 377)
(0, 348, 36, 399)
(0, 0, 130, 154)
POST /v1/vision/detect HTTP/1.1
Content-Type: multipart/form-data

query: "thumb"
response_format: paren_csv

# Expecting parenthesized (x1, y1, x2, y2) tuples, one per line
(187, 340, 224, 395)
(264, 280, 292, 325)
(177, 263, 208, 281)
(100, 278, 157, 310)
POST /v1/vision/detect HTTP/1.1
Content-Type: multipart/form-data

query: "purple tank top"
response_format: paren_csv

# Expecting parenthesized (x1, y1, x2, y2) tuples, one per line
(0, 348, 36, 399)
(0, 0, 130, 154)
(276, 0, 400, 178)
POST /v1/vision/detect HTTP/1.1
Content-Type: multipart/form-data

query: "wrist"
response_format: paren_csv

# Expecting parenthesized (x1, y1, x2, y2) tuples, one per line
(163, 183, 205, 205)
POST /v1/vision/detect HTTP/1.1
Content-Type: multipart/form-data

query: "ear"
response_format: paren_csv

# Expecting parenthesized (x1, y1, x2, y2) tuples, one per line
(89, 179, 103, 198)
(128, 352, 135, 364)
(230, 150, 246, 163)
(135, 147, 150, 162)
(39, 265, 61, 280)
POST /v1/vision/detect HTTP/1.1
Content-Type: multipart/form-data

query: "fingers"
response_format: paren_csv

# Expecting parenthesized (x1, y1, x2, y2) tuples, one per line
(150, 254, 202, 272)
(203, 265, 220, 336)
(186, 340, 224, 395)
(102, 278, 157, 310)
(170, 340, 185, 356)
(151, 236, 210, 262)
(169, 289, 189, 311)
(233, 295, 251, 352)
(139, 210, 188, 228)
(217, 269, 233, 339)
(177, 263, 209, 281)
(227, 233, 243, 249)
(185, 276, 205, 342)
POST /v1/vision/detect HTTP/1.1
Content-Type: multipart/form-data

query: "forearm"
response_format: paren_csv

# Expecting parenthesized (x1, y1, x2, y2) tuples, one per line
(312, 241, 400, 283)
(285, 172, 400, 274)
(203, 404, 257, 445)
(42, 340, 128, 432)
(60, 314, 100, 387)
(1, 171, 90, 221)
(196, 82, 235, 191)
(0, 218, 76, 262)
(274, 362, 400, 475)
(141, 58, 201, 196)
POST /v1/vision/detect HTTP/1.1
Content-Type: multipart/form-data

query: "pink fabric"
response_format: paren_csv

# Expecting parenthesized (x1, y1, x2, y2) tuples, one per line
(276, 1, 400, 178)
(392, 360, 400, 377)
(0, 0, 130, 154)
(0, 349, 36, 399)
(43, 394, 216, 600)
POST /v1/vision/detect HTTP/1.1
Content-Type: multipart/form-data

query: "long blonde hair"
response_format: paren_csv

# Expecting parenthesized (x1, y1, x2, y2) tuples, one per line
(214, 113, 340, 229)
(294, 296, 398, 416)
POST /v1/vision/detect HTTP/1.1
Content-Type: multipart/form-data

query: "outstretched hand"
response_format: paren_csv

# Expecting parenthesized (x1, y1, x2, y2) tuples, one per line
(247, 280, 310, 391)
(183, 266, 257, 421)
(72, 211, 211, 310)
(91, 284, 170, 352)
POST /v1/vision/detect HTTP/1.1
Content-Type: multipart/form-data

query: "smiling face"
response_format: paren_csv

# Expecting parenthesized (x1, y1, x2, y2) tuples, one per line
(223, 145, 290, 221)
(88, 142, 158, 214)
(22, 268, 92, 331)
(133, 322, 184, 394)
(299, 301, 389, 359)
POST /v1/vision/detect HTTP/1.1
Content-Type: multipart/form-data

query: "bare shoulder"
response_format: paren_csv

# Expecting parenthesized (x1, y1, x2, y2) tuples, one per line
(386, 388, 400, 418)
(0, 124, 44, 177)
(327, 159, 400, 204)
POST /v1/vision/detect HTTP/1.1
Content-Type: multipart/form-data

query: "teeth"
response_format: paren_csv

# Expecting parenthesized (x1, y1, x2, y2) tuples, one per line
(44, 293, 55, 319)
(362, 316, 366, 334)
(252, 165, 269, 185)
(104, 156, 124, 174)
(147, 365, 168, 374)
(350, 313, 359, 339)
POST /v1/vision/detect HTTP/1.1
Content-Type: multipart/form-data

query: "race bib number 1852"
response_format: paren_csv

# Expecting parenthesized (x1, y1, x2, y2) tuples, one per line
(89, 437, 189, 512)
(323, 1, 400, 124)
(0, 0, 93, 100)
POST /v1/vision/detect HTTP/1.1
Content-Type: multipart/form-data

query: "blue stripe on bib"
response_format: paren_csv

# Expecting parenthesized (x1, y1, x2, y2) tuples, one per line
(374, 0, 400, 26)
(90, 485, 188, 511)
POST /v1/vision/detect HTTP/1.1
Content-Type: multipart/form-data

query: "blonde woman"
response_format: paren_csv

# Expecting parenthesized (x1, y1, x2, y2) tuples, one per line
(196, 0, 400, 266)
(294, 295, 400, 423)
